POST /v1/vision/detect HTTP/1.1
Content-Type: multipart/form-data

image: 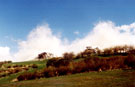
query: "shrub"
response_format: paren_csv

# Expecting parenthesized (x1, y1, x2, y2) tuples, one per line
(55, 59, 72, 68)
(12, 64, 20, 68)
(46, 58, 72, 68)
(42, 67, 57, 78)
(84, 57, 101, 71)
(72, 61, 86, 73)
(76, 52, 83, 59)
(99, 59, 110, 71)
(7, 66, 11, 68)
(57, 65, 73, 75)
(17, 72, 37, 81)
(63, 52, 75, 60)
(13, 68, 22, 73)
(124, 54, 135, 68)
(46, 58, 59, 67)
(31, 64, 38, 68)
(108, 56, 126, 69)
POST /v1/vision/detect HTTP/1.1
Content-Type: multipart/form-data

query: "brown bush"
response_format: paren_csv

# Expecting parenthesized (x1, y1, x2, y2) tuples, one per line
(13, 68, 22, 73)
(72, 61, 86, 73)
(7, 66, 11, 68)
(63, 52, 75, 60)
(107, 56, 126, 69)
(46, 58, 59, 67)
(57, 65, 73, 75)
(46, 58, 72, 68)
(42, 67, 57, 78)
(56, 59, 72, 67)
(99, 59, 110, 71)
(31, 64, 38, 68)
(84, 57, 101, 71)
(17, 72, 37, 81)
(124, 54, 135, 68)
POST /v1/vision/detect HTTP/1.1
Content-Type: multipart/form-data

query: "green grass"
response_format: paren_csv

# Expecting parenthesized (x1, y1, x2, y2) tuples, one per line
(2, 60, 47, 70)
(0, 59, 135, 87)
(0, 60, 47, 84)
(0, 69, 135, 87)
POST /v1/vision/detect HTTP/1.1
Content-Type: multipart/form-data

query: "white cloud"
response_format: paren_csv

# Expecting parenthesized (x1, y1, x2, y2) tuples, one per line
(1, 20, 135, 62)
(68, 21, 135, 54)
(0, 47, 12, 61)
(74, 31, 80, 35)
(14, 24, 67, 62)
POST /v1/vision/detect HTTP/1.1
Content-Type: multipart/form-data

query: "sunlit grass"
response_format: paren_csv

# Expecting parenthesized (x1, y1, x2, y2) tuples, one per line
(0, 69, 135, 87)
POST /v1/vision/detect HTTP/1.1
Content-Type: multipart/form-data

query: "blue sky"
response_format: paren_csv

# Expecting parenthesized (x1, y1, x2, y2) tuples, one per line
(1, 0, 135, 61)
(0, 0, 135, 40)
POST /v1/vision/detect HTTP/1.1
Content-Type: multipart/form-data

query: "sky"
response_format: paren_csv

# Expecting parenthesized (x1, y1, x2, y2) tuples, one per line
(0, 0, 135, 62)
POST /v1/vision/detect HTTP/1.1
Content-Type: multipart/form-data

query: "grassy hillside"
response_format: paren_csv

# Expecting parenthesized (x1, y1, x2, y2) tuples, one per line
(0, 52, 135, 87)
(2, 60, 47, 70)
(0, 69, 135, 87)
(0, 60, 47, 84)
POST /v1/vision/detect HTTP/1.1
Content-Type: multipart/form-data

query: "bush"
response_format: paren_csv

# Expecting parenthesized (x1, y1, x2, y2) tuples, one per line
(63, 52, 75, 60)
(17, 72, 37, 81)
(57, 65, 73, 75)
(7, 65, 11, 68)
(46, 58, 59, 67)
(84, 57, 101, 71)
(98, 59, 109, 71)
(31, 64, 38, 68)
(55, 59, 72, 68)
(124, 54, 135, 68)
(108, 56, 126, 69)
(72, 61, 86, 73)
(42, 67, 57, 78)
(46, 58, 72, 68)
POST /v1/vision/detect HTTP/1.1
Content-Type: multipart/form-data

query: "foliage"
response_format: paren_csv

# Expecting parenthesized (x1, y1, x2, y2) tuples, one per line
(17, 72, 37, 81)
(46, 58, 72, 68)
(124, 54, 135, 68)
(1, 69, 135, 87)
(63, 52, 75, 60)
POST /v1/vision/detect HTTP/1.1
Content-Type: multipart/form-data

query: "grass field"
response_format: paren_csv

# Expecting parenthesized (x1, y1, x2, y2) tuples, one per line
(2, 60, 47, 70)
(0, 69, 135, 87)
(0, 57, 135, 87)
(0, 60, 47, 84)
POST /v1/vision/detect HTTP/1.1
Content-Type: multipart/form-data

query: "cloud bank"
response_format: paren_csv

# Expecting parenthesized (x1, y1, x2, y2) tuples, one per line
(0, 47, 12, 61)
(1, 21, 135, 62)
(14, 24, 67, 62)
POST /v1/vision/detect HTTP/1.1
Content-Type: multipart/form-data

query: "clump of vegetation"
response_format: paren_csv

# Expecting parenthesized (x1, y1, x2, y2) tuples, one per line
(31, 64, 38, 68)
(42, 66, 57, 78)
(14, 45, 135, 81)
(124, 54, 135, 68)
(46, 58, 59, 67)
(16, 55, 130, 81)
(46, 58, 72, 68)
(0, 61, 12, 68)
(17, 72, 37, 81)
(63, 52, 75, 60)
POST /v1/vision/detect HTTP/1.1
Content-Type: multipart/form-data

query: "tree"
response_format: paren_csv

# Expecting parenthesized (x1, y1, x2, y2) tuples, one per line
(103, 48, 113, 56)
(38, 52, 47, 60)
(63, 52, 75, 60)
(95, 47, 102, 55)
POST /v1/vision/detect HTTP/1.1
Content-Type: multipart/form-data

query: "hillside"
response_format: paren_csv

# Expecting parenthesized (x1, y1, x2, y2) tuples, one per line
(0, 60, 47, 83)
(0, 45, 135, 87)
(0, 69, 135, 87)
